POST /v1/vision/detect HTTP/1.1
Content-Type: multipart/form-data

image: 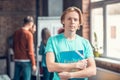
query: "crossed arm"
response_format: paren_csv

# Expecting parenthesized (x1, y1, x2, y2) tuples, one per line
(58, 58, 96, 79)
(46, 52, 96, 79)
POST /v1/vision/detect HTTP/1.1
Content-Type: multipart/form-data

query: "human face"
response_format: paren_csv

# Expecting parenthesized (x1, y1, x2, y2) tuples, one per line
(63, 11, 80, 33)
(32, 25, 36, 33)
(29, 22, 34, 28)
(29, 24, 36, 34)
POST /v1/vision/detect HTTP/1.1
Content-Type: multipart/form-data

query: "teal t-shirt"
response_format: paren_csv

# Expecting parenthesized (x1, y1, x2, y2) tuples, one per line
(45, 33, 94, 80)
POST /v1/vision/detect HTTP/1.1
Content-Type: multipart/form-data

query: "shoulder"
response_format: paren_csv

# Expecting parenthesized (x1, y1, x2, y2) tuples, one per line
(76, 35, 87, 40)
(23, 30, 33, 39)
(76, 34, 90, 44)
(49, 33, 64, 41)
(23, 29, 32, 36)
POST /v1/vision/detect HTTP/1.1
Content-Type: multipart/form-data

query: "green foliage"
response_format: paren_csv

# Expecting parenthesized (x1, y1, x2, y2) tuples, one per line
(93, 32, 101, 57)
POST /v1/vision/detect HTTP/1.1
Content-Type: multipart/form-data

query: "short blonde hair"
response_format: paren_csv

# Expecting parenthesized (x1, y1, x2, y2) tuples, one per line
(61, 6, 83, 25)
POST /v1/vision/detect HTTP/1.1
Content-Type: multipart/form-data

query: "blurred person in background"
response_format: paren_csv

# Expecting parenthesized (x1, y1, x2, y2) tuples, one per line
(13, 16, 36, 80)
(39, 28, 53, 80)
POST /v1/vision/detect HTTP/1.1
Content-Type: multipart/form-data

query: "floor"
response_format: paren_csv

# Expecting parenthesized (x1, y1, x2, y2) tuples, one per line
(89, 67, 120, 80)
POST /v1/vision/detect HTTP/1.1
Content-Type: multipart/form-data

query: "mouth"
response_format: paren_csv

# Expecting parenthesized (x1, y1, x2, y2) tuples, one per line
(70, 26, 75, 29)
(70, 25, 74, 28)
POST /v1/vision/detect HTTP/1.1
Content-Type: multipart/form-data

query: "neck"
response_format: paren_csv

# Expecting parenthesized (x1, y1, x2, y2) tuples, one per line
(22, 25, 29, 30)
(64, 31, 76, 40)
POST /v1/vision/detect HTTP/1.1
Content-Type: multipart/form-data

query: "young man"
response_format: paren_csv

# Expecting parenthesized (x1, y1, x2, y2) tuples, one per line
(13, 16, 36, 80)
(45, 7, 96, 80)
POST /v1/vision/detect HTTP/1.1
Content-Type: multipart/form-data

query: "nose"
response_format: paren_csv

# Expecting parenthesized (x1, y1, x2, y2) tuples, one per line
(71, 19, 75, 23)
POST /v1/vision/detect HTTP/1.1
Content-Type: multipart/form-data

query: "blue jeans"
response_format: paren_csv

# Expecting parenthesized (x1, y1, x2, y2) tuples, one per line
(42, 67, 53, 80)
(13, 62, 32, 80)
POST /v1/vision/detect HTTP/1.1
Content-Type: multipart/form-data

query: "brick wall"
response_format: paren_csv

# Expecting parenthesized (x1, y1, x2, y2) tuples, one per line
(0, 0, 36, 74)
(0, 0, 36, 56)
(82, 0, 90, 39)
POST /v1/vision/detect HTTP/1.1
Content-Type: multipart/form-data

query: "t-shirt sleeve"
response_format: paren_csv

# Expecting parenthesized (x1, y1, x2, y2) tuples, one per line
(84, 40, 94, 58)
(45, 37, 54, 54)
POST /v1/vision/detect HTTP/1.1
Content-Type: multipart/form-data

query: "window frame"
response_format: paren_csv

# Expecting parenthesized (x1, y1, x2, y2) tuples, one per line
(90, 0, 120, 60)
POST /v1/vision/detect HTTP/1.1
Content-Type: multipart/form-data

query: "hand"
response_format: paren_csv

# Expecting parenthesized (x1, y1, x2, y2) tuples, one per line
(76, 59, 88, 69)
(58, 72, 71, 80)
(32, 65, 37, 72)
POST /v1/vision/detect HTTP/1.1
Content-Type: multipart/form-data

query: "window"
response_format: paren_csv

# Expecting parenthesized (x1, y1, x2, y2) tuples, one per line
(91, 8, 103, 54)
(106, 3, 120, 59)
(91, 0, 120, 59)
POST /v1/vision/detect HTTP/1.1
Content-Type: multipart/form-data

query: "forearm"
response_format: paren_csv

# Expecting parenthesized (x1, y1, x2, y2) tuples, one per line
(58, 66, 96, 80)
(47, 62, 77, 72)
(70, 66, 96, 78)
(70, 58, 96, 78)
(46, 52, 87, 73)
(46, 52, 79, 72)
